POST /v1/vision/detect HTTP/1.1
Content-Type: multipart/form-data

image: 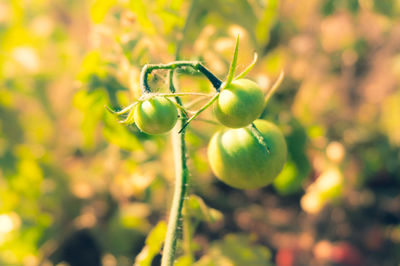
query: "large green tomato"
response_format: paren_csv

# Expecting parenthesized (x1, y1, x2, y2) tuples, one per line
(208, 120, 287, 189)
(214, 79, 265, 128)
(134, 96, 178, 135)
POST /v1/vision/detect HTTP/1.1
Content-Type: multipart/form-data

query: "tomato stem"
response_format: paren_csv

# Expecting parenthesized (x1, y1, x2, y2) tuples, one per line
(178, 92, 220, 133)
(161, 69, 190, 266)
(249, 123, 271, 154)
(139, 92, 213, 101)
(140, 61, 222, 94)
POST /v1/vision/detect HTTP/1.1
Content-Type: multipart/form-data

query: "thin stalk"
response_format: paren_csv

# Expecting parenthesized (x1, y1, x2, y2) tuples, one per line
(172, 101, 189, 119)
(161, 70, 189, 266)
(184, 96, 211, 109)
(139, 92, 213, 100)
(178, 92, 220, 133)
(140, 61, 222, 94)
(161, 2, 197, 264)
(265, 71, 284, 104)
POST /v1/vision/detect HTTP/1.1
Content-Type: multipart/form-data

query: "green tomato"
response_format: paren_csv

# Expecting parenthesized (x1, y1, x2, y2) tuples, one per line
(215, 79, 265, 128)
(134, 96, 178, 135)
(208, 120, 287, 190)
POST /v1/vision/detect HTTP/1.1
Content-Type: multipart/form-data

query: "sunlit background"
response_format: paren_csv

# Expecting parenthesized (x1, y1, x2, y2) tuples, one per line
(1, 0, 400, 265)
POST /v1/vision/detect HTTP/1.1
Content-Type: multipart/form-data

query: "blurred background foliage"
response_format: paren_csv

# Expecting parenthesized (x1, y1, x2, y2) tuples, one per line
(0, 0, 400, 265)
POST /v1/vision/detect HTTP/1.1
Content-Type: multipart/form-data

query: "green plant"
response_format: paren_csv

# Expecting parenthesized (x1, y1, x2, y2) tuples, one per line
(110, 38, 286, 266)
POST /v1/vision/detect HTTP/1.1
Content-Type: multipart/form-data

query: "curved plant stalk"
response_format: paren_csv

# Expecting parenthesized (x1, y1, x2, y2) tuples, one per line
(234, 53, 258, 80)
(139, 92, 213, 101)
(140, 61, 222, 94)
(265, 70, 284, 104)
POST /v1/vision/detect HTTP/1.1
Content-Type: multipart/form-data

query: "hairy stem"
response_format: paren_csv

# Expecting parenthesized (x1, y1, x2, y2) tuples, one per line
(139, 92, 213, 100)
(140, 61, 222, 94)
(161, 70, 189, 266)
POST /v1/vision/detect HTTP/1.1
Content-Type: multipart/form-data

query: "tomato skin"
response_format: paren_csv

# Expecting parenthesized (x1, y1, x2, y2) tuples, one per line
(134, 96, 178, 134)
(208, 120, 287, 189)
(215, 79, 265, 128)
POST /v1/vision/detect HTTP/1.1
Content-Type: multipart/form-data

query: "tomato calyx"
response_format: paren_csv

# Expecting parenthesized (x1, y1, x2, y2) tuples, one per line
(248, 123, 271, 155)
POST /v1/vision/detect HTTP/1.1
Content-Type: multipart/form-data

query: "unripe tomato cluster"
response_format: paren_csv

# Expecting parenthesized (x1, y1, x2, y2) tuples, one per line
(128, 78, 287, 190)
(209, 78, 287, 189)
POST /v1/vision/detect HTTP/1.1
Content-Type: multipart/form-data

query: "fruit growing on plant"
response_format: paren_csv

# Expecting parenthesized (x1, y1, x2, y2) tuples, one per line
(214, 78, 265, 128)
(207, 119, 287, 189)
(112, 37, 287, 265)
(134, 96, 178, 135)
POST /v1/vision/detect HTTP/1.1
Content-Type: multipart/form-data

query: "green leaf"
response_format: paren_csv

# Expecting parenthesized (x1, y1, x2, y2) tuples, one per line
(134, 221, 167, 266)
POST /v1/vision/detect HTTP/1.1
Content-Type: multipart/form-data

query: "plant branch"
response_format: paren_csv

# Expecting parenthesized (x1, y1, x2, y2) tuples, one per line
(140, 61, 222, 94)
(161, 70, 189, 266)
(139, 92, 213, 101)
(178, 92, 220, 133)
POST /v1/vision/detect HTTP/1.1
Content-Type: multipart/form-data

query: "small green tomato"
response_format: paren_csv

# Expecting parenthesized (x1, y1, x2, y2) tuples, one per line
(134, 96, 178, 135)
(208, 120, 287, 190)
(215, 79, 265, 128)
